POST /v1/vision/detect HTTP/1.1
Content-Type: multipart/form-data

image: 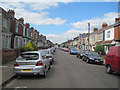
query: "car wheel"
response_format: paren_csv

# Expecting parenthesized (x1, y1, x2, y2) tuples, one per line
(48, 64, 51, 70)
(106, 65, 112, 74)
(86, 59, 89, 63)
(82, 57, 84, 61)
(43, 69, 47, 78)
(76, 55, 78, 57)
(50, 62, 53, 65)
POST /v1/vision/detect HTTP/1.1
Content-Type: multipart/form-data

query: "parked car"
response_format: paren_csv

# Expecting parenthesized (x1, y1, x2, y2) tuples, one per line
(105, 46, 120, 74)
(69, 48, 79, 55)
(76, 50, 85, 59)
(82, 51, 103, 64)
(50, 47, 56, 55)
(39, 49, 54, 65)
(14, 51, 50, 77)
(47, 49, 54, 65)
(62, 48, 69, 52)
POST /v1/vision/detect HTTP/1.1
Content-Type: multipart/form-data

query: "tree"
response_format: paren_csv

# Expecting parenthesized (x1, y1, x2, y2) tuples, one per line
(95, 44, 105, 55)
(25, 42, 34, 51)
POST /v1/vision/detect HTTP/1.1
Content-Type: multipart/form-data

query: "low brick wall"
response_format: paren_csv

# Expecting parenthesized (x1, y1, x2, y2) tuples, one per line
(2, 49, 20, 64)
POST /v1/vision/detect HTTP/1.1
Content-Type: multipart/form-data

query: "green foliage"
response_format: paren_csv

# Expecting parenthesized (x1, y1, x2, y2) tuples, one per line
(20, 42, 37, 52)
(95, 44, 104, 54)
(20, 47, 27, 52)
(25, 42, 34, 51)
(31, 42, 37, 50)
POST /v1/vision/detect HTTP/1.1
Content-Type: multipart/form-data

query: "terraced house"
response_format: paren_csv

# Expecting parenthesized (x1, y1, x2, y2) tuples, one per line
(0, 7, 54, 63)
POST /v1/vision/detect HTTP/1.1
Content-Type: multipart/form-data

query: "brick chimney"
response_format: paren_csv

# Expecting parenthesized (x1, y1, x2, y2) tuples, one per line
(115, 18, 120, 23)
(93, 28, 98, 32)
(19, 18, 24, 24)
(35, 30, 37, 32)
(26, 23, 30, 28)
(102, 23, 108, 28)
(30, 27, 34, 31)
(8, 9, 15, 17)
(37, 31, 39, 35)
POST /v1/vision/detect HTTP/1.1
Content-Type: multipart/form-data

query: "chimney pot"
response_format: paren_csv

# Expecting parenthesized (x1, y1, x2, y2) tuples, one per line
(8, 9, 15, 17)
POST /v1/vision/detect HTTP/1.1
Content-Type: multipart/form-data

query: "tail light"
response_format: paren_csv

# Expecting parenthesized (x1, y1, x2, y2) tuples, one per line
(50, 56, 52, 58)
(46, 56, 49, 58)
(36, 61, 43, 66)
(14, 62, 19, 67)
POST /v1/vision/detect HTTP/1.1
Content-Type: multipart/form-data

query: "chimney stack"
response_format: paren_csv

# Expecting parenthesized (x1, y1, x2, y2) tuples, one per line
(93, 28, 98, 32)
(115, 18, 120, 23)
(8, 9, 15, 17)
(30, 27, 34, 31)
(19, 18, 24, 24)
(102, 23, 108, 29)
(26, 23, 30, 28)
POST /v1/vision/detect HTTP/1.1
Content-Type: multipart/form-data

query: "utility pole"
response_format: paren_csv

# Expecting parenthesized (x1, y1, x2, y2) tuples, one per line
(88, 23, 90, 51)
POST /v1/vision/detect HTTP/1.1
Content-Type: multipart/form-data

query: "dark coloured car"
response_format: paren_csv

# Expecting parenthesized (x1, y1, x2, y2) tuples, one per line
(82, 51, 103, 64)
(76, 50, 85, 59)
(69, 48, 79, 55)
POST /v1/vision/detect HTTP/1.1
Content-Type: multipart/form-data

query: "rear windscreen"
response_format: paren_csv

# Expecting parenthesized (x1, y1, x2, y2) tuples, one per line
(17, 53, 39, 60)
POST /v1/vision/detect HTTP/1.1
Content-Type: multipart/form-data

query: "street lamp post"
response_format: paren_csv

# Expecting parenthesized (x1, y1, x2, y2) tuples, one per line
(88, 23, 90, 51)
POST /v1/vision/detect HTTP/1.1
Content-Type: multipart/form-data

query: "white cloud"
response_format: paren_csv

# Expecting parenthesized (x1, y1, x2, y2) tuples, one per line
(1, 0, 119, 2)
(71, 12, 118, 32)
(0, 2, 66, 25)
(26, 2, 59, 11)
(45, 29, 87, 44)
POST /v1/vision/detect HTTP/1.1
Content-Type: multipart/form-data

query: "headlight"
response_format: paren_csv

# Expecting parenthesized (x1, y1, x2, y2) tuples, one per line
(81, 54, 83, 56)
(89, 57, 94, 60)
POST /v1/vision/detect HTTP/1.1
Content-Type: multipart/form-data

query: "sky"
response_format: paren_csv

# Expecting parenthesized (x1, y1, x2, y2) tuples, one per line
(0, 0, 119, 44)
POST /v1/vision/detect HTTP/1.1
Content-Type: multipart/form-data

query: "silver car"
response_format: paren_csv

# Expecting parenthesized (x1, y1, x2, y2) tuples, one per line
(38, 49, 54, 65)
(13, 51, 50, 77)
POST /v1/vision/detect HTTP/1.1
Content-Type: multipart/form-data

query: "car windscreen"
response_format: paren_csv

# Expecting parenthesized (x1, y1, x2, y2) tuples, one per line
(17, 53, 39, 60)
(40, 50, 49, 54)
(89, 52, 99, 57)
(71, 48, 77, 51)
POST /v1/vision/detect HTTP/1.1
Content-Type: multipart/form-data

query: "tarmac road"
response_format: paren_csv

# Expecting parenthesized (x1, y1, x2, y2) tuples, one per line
(3, 49, 119, 88)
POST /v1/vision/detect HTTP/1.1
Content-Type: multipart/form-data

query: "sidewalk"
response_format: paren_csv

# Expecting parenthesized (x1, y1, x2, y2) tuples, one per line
(1, 60, 15, 85)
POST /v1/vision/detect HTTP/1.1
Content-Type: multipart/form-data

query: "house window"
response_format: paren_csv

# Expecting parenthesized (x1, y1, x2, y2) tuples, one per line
(2, 35, 5, 48)
(3, 17, 8, 28)
(15, 37, 18, 48)
(25, 28, 27, 36)
(106, 31, 110, 38)
(16, 21, 19, 33)
(99, 33, 103, 40)
(2, 35, 11, 49)
(23, 26, 26, 36)
(93, 36, 95, 41)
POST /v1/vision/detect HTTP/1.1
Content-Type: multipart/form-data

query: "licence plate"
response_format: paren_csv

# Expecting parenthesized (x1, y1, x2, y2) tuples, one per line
(95, 60, 100, 62)
(22, 69, 32, 71)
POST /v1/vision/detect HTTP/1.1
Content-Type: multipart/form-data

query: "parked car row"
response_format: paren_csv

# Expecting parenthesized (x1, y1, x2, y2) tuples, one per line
(14, 47, 56, 78)
(61, 46, 120, 75)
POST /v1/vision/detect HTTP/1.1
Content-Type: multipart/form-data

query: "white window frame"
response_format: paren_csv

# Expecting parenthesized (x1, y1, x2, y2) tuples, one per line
(16, 21, 19, 33)
(106, 31, 110, 38)
(3, 17, 8, 28)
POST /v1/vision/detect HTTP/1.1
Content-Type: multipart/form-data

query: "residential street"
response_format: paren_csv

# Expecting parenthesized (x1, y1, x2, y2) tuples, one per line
(3, 49, 119, 88)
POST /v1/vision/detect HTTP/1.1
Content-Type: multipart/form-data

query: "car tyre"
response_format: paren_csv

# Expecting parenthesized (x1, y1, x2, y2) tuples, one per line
(43, 69, 47, 78)
(106, 65, 112, 74)
(86, 59, 89, 63)
(82, 57, 84, 61)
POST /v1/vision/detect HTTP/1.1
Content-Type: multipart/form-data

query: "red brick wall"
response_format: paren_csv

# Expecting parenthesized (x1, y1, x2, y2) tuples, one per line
(2, 49, 20, 64)
(114, 25, 120, 40)
(18, 23, 23, 36)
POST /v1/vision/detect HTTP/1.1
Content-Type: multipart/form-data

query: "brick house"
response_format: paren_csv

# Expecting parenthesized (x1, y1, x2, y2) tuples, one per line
(1, 8, 12, 49)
